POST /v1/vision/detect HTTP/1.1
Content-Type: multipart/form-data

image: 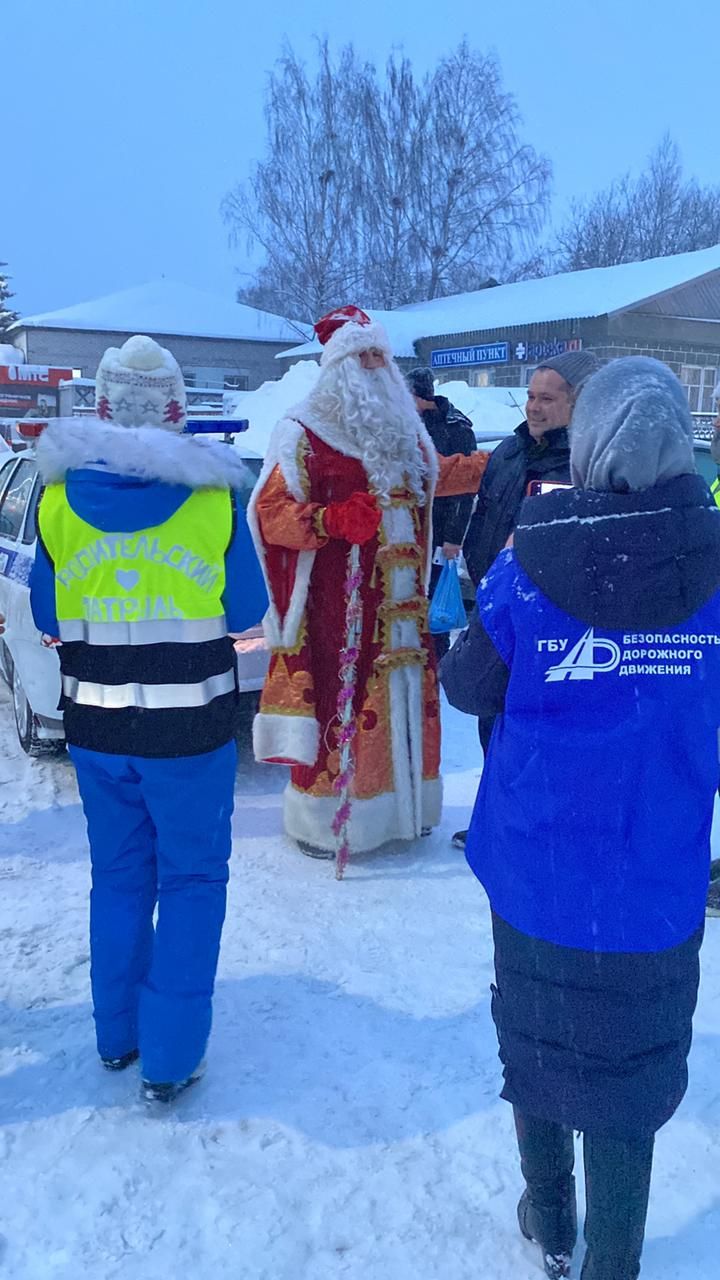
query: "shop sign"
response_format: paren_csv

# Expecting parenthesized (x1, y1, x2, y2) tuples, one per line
(513, 338, 583, 362)
(430, 341, 509, 370)
(0, 364, 73, 387)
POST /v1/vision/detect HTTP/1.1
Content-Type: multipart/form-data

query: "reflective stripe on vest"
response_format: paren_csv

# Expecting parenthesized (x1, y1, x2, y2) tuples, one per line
(712, 477, 720, 510)
(61, 669, 236, 710)
(57, 615, 228, 645)
(38, 483, 232, 640)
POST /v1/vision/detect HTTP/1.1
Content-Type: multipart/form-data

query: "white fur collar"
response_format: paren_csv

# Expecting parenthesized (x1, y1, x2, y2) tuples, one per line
(36, 417, 254, 490)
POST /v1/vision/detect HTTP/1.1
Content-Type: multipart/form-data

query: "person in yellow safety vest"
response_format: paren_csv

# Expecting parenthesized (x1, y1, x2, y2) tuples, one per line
(29, 335, 267, 1103)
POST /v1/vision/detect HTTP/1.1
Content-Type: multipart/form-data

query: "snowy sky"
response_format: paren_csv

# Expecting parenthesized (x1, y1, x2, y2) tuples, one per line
(7, 0, 720, 317)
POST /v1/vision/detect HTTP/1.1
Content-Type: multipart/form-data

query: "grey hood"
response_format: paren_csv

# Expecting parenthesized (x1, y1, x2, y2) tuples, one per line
(570, 357, 696, 492)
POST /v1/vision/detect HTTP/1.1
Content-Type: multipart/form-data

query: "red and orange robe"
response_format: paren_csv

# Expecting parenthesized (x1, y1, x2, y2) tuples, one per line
(248, 418, 488, 853)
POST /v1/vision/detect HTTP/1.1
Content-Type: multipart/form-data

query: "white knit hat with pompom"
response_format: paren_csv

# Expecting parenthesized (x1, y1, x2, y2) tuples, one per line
(95, 334, 187, 431)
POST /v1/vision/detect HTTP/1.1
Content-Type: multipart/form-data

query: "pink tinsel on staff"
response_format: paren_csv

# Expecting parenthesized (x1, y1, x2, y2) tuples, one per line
(332, 543, 364, 879)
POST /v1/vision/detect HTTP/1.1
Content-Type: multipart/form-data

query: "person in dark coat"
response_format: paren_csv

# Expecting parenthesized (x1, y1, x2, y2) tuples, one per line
(407, 367, 477, 660)
(441, 357, 720, 1280)
(450, 349, 599, 849)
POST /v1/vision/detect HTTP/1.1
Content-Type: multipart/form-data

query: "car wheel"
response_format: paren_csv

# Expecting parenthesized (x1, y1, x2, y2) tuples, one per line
(12, 662, 63, 757)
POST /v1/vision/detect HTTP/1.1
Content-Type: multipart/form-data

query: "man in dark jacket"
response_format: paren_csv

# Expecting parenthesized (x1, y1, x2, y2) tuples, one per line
(407, 367, 477, 660)
(450, 349, 599, 848)
(441, 357, 720, 1280)
(463, 349, 600, 588)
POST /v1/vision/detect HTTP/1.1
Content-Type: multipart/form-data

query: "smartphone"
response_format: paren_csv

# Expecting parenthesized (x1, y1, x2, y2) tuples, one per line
(527, 480, 572, 497)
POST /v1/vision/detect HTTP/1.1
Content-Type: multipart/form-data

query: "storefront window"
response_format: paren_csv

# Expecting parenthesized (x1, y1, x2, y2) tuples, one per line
(182, 367, 250, 392)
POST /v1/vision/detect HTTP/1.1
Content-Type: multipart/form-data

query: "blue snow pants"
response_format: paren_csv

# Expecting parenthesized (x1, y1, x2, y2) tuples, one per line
(69, 741, 237, 1084)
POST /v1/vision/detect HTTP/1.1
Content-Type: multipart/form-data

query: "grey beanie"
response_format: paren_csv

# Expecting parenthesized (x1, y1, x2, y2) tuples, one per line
(537, 349, 600, 390)
(570, 357, 695, 493)
(406, 367, 436, 400)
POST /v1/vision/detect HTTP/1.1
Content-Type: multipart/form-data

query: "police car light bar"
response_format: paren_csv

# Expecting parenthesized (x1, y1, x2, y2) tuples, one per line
(185, 418, 250, 435)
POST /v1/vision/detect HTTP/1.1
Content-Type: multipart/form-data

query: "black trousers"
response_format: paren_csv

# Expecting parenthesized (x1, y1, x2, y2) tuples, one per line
(514, 1108, 655, 1280)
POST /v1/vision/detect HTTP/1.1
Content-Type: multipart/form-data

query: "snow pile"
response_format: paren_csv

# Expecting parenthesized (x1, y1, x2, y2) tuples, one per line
(225, 360, 321, 456)
(439, 382, 526, 438)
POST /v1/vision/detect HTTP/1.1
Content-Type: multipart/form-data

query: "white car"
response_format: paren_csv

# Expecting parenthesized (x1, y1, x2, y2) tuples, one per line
(0, 448, 269, 755)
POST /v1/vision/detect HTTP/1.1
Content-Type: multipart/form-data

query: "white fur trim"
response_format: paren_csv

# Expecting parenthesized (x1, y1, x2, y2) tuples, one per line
(257, 550, 314, 650)
(284, 777, 442, 853)
(246, 418, 317, 650)
(249, 417, 307, 504)
(392, 564, 416, 602)
(382, 505, 416, 545)
(35, 418, 253, 490)
(253, 711, 320, 767)
(319, 320, 392, 369)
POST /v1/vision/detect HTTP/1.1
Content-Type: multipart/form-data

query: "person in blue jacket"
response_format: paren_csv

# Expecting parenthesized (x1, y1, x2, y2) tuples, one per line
(441, 357, 720, 1280)
(30, 335, 267, 1103)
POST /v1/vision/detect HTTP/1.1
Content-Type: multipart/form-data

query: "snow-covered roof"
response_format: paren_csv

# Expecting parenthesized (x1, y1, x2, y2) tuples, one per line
(397, 243, 720, 334)
(278, 244, 720, 361)
(12, 280, 312, 346)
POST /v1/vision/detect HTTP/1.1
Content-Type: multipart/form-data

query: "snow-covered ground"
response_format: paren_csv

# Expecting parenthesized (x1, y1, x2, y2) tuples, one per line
(1, 689, 718, 1280)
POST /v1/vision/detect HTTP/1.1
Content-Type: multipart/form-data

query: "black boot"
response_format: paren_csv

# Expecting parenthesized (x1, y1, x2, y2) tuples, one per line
(142, 1059, 206, 1105)
(514, 1109, 577, 1279)
(101, 1048, 139, 1072)
(580, 1130, 654, 1280)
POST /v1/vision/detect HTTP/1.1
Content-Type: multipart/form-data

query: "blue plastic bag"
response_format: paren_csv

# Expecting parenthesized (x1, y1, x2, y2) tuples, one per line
(428, 559, 467, 634)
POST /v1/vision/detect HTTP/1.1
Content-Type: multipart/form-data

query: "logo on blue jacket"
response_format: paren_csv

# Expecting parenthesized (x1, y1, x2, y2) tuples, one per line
(544, 627, 621, 682)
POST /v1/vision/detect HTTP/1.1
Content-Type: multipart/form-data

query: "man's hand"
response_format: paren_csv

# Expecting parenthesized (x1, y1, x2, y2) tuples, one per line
(324, 492, 382, 545)
(441, 543, 461, 560)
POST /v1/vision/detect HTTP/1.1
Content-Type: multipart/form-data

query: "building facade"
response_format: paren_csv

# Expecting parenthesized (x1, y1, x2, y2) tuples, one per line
(414, 267, 720, 414)
(8, 280, 311, 394)
(12, 325, 295, 394)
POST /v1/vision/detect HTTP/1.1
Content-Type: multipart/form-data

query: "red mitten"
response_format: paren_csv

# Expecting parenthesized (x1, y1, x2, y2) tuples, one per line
(324, 492, 382, 545)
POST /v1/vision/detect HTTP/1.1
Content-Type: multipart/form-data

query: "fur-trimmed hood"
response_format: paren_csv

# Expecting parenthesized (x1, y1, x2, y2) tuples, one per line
(36, 417, 254, 491)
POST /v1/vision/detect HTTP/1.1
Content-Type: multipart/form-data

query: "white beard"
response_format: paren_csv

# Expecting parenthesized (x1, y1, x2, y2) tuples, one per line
(292, 357, 429, 503)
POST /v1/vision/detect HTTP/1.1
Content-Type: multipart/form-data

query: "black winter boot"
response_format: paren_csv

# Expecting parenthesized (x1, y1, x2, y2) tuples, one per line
(580, 1130, 654, 1280)
(514, 1109, 577, 1279)
(101, 1048, 139, 1072)
(518, 1190, 576, 1278)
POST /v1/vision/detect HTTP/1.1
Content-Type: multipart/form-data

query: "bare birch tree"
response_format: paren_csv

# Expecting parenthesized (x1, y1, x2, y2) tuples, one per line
(555, 136, 720, 270)
(223, 41, 367, 322)
(223, 40, 551, 318)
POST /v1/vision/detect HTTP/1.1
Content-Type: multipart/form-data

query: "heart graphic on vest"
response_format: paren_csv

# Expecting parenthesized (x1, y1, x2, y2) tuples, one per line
(116, 569, 140, 591)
